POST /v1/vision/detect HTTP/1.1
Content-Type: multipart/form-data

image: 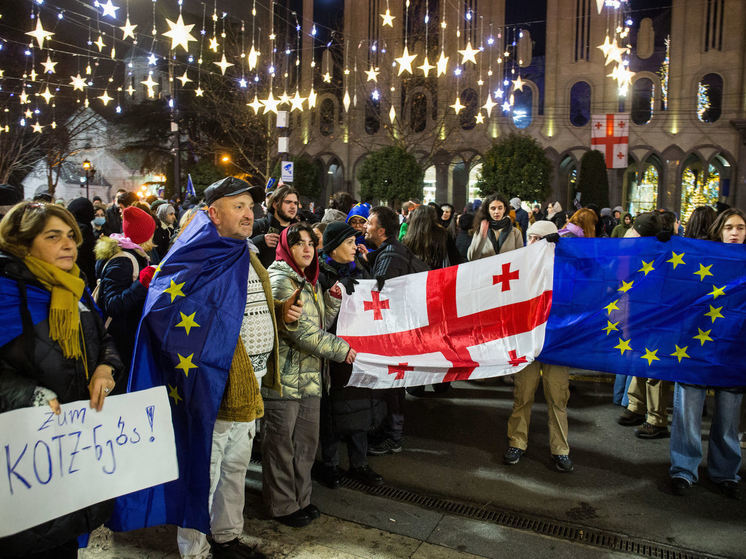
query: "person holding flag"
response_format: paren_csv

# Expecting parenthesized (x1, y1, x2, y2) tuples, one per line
(111, 177, 303, 559)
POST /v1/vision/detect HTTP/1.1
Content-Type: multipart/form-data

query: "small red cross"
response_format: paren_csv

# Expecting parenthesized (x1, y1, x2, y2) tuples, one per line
(594, 121, 602, 130)
(492, 262, 520, 292)
(508, 350, 527, 367)
(388, 362, 414, 379)
(618, 121, 626, 128)
(617, 151, 625, 159)
(363, 290, 390, 320)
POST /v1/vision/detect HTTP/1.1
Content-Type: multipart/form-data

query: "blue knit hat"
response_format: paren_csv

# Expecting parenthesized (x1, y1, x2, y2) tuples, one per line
(346, 203, 370, 223)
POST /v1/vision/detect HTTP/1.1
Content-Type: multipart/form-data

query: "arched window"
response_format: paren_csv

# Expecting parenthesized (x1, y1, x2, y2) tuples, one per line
(459, 88, 478, 130)
(631, 78, 654, 125)
(410, 92, 427, 132)
(319, 98, 335, 136)
(468, 161, 482, 202)
(423, 166, 436, 204)
(680, 164, 720, 223)
(697, 73, 723, 123)
(365, 95, 380, 135)
(628, 164, 659, 214)
(570, 82, 591, 127)
(512, 87, 533, 129)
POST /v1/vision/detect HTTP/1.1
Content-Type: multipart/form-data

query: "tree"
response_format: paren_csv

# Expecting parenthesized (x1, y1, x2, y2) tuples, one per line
(187, 159, 224, 197)
(358, 146, 423, 204)
(576, 150, 610, 208)
(0, 125, 43, 186)
(477, 133, 552, 201)
(271, 156, 321, 200)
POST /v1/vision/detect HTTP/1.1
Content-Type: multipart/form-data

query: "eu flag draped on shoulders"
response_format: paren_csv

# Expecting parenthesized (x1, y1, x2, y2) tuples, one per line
(539, 236, 746, 387)
(109, 210, 250, 533)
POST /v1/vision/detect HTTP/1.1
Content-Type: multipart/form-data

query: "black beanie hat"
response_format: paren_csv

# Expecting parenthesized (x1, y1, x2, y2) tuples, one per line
(632, 212, 661, 237)
(67, 197, 95, 224)
(0, 184, 22, 206)
(323, 221, 357, 255)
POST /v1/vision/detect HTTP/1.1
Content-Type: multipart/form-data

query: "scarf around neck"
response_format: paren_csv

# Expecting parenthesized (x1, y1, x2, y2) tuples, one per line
(23, 254, 86, 361)
(487, 216, 512, 254)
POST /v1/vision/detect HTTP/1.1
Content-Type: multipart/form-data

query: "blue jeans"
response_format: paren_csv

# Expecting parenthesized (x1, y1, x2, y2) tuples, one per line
(669, 382, 743, 484)
(613, 374, 632, 406)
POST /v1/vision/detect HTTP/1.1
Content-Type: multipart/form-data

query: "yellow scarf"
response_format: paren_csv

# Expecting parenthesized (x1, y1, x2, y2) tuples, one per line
(23, 255, 86, 361)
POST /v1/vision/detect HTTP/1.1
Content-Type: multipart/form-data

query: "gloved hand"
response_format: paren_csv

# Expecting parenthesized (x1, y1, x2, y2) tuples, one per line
(139, 265, 157, 288)
(543, 233, 560, 244)
(338, 277, 359, 295)
(376, 276, 386, 291)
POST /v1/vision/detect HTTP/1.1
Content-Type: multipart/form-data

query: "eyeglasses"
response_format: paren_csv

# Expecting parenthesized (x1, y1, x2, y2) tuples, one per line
(292, 241, 316, 249)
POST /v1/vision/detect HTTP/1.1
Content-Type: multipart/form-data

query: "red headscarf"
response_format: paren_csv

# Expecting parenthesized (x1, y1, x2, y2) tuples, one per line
(275, 226, 320, 286)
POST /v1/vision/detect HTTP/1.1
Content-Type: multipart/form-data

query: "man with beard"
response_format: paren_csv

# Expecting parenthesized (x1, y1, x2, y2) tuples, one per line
(252, 185, 301, 267)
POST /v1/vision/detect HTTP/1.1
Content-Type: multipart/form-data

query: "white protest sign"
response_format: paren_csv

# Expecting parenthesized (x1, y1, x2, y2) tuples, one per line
(0, 386, 177, 538)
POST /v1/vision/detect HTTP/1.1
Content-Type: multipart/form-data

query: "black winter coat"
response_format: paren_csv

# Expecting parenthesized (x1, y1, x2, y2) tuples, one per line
(95, 249, 148, 369)
(0, 251, 123, 555)
(76, 222, 97, 290)
(368, 238, 429, 282)
(251, 213, 299, 268)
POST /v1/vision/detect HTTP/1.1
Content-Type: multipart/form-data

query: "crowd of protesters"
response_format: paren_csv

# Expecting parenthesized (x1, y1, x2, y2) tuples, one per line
(0, 179, 744, 559)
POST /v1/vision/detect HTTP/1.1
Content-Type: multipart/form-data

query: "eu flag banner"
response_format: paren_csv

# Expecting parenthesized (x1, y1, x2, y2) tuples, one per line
(110, 210, 250, 534)
(539, 236, 746, 387)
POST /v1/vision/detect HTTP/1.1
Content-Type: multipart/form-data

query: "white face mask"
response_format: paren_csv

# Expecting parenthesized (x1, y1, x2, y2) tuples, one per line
(93, 217, 106, 226)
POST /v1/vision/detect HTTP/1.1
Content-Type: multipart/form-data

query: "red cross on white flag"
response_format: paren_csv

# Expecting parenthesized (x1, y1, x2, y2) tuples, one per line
(591, 113, 629, 169)
(337, 241, 555, 389)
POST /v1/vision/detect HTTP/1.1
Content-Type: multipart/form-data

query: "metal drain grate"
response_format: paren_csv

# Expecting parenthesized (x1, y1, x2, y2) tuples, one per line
(337, 477, 727, 559)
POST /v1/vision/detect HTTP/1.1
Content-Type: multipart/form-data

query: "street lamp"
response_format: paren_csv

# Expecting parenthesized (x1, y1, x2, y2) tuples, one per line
(82, 159, 96, 200)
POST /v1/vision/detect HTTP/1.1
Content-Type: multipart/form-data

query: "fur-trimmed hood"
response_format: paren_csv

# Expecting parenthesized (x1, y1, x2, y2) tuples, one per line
(94, 235, 149, 261)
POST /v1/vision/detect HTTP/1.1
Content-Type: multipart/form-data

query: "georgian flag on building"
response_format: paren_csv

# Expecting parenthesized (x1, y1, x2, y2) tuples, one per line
(337, 241, 554, 389)
(591, 113, 629, 169)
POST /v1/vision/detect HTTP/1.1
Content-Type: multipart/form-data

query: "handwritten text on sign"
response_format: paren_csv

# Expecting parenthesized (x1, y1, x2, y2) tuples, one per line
(0, 386, 177, 538)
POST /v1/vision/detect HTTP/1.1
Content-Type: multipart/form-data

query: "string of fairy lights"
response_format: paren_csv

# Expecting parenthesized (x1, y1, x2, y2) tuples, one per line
(0, 0, 636, 134)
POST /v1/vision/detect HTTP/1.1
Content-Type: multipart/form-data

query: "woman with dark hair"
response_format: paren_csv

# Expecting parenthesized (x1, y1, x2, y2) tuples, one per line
(402, 205, 462, 270)
(263, 223, 356, 527)
(685, 206, 717, 239)
(0, 202, 122, 557)
(669, 208, 746, 498)
(467, 193, 523, 261)
(455, 213, 474, 261)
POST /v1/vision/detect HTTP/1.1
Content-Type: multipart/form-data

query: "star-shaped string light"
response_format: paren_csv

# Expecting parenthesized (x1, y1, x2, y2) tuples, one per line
(343, 90, 351, 112)
(502, 100, 512, 112)
(389, 105, 396, 123)
(141, 73, 159, 98)
(125, 84, 135, 96)
(247, 45, 259, 70)
(214, 54, 234, 75)
(365, 66, 379, 82)
(278, 91, 291, 106)
(261, 91, 280, 114)
(458, 41, 480, 65)
(120, 17, 137, 40)
(94, 35, 106, 52)
(512, 75, 525, 92)
(19, 91, 29, 104)
(307, 88, 317, 108)
(247, 95, 263, 113)
(69, 73, 87, 91)
(41, 56, 57, 74)
(98, 90, 113, 105)
(29, 69, 39, 82)
(38, 86, 54, 103)
(209, 36, 219, 52)
(395, 46, 417, 76)
(194, 86, 204, 97)
(322, 72, 332, 83)
(32, 121, 44, 134)
(26, 19, 54, 49)
(164, 14, 198, 52)
(474, 112, 485, 124)
(289, 90, 306, 111)
(418, 57, 434, 77)
(449, 97, 465, 114)
(24, 108, 34, 119)
(148, 53, 158, 65)
(597, 35, 613, 59)
(482, 96, 497, 117)
(436, 52, 449, 76)
(380, 8, 395, 27)
(100, 0, 119, 18)
(177, 71, 192, 86)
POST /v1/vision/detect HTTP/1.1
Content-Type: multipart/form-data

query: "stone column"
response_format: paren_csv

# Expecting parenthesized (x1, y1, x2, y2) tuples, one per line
(730, 120, 746, 209)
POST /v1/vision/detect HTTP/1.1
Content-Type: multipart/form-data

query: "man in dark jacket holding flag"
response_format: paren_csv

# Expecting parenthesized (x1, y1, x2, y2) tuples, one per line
(111, 177, 303, 559)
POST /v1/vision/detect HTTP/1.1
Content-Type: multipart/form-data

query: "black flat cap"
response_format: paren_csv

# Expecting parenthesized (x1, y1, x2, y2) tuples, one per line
(204, 176, 266, 206)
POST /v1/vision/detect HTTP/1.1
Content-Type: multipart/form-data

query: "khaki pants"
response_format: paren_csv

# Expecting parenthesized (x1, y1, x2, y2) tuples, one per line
(506, 361, 570, 455)
(627, 377, 668, 427)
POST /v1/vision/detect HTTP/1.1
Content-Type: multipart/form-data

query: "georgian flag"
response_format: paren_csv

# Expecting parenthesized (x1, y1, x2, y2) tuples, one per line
(591, 113, 629, 169)
(337, 241, 554, 389)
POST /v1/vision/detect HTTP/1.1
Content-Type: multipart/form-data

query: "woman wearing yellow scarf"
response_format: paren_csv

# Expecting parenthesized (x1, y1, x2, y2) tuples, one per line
(0, 201, 123, 558)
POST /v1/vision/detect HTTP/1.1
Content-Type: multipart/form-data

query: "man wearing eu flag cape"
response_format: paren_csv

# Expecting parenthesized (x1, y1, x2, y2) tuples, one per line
(111, 177, 303, 559)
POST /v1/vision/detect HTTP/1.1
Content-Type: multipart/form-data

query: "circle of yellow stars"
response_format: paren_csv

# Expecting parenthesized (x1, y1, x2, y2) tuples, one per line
(604, 250, 726, 367)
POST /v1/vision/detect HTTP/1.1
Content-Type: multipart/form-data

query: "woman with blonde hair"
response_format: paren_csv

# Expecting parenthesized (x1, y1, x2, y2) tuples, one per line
(0, 201, 122, 557)
(559, 208, 597, 238)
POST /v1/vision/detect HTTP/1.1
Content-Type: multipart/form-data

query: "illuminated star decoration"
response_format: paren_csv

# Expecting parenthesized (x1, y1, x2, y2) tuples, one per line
(307, 88, 317, 108)
(450, 96, 465, 114)
(69, 73, 87, 91)
(175, 312, 200, 335)
(289, 90, 306, 111)
(19, 91, 29, 104)
(261, 91, 280, 114)
(141, 73, 159, 98)
(25, 108, 34, 119)
(98, 90, 113, 106)
(41, 55, 57, 74)
(482, 95, 497, 117)
(120, 17, 137, 40)
(94, 35, 106, 52)
(29, 69, 38, 82)
(418, 57, 434, 77)
(148, 53, 158, 65)
(458, 41, 480, 65)
(163, 14, 198, 52)
(177, 71, 192, 86)
(32, 121, 44, 134)
(100, 0, 119, 18)
(597, 35, 613, 59)
(322, 72, 332, 83)
(474, 112, 485, 124)
(38, 86, 54, 103)
(389, 105, 396, 123)
(247, 45, 259, 70)
(125, 84, 135, 96)
(209, 36, 219, 52)
(380, 8, 395, 27)
(278, 90, 291, 106)
(502, 100, 512, 112)
(395, 46, 417, 76)
(436, 52, 449, 77)
(214, 54, 234, 75)
(365, 66, 379, 82)
(512, 75, 525, 92)
(194, 86, 204, 97)
(247, 95, 263, 113)
(26, 18, 54, 49)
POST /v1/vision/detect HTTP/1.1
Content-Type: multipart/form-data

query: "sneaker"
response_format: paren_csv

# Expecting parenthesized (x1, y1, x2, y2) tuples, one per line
(368, 438, 402, 456)
(348, 464, 384, 487)
(716, 480, 740, 500)
(302, 503, 321, 520)
(503, 447, 524, 465)
(617, 409, 645, 426)
(312, 462, 342, 489)
(211, 538, 267, 559)
(274, 509, 312, 528)
(635, 422, 669, 439)
(671, 477, 692, 496)
(552, 454, 574, 473)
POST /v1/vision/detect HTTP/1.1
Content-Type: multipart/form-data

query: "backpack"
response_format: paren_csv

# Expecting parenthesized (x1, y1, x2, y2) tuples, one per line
(91, 251, 140, 312)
